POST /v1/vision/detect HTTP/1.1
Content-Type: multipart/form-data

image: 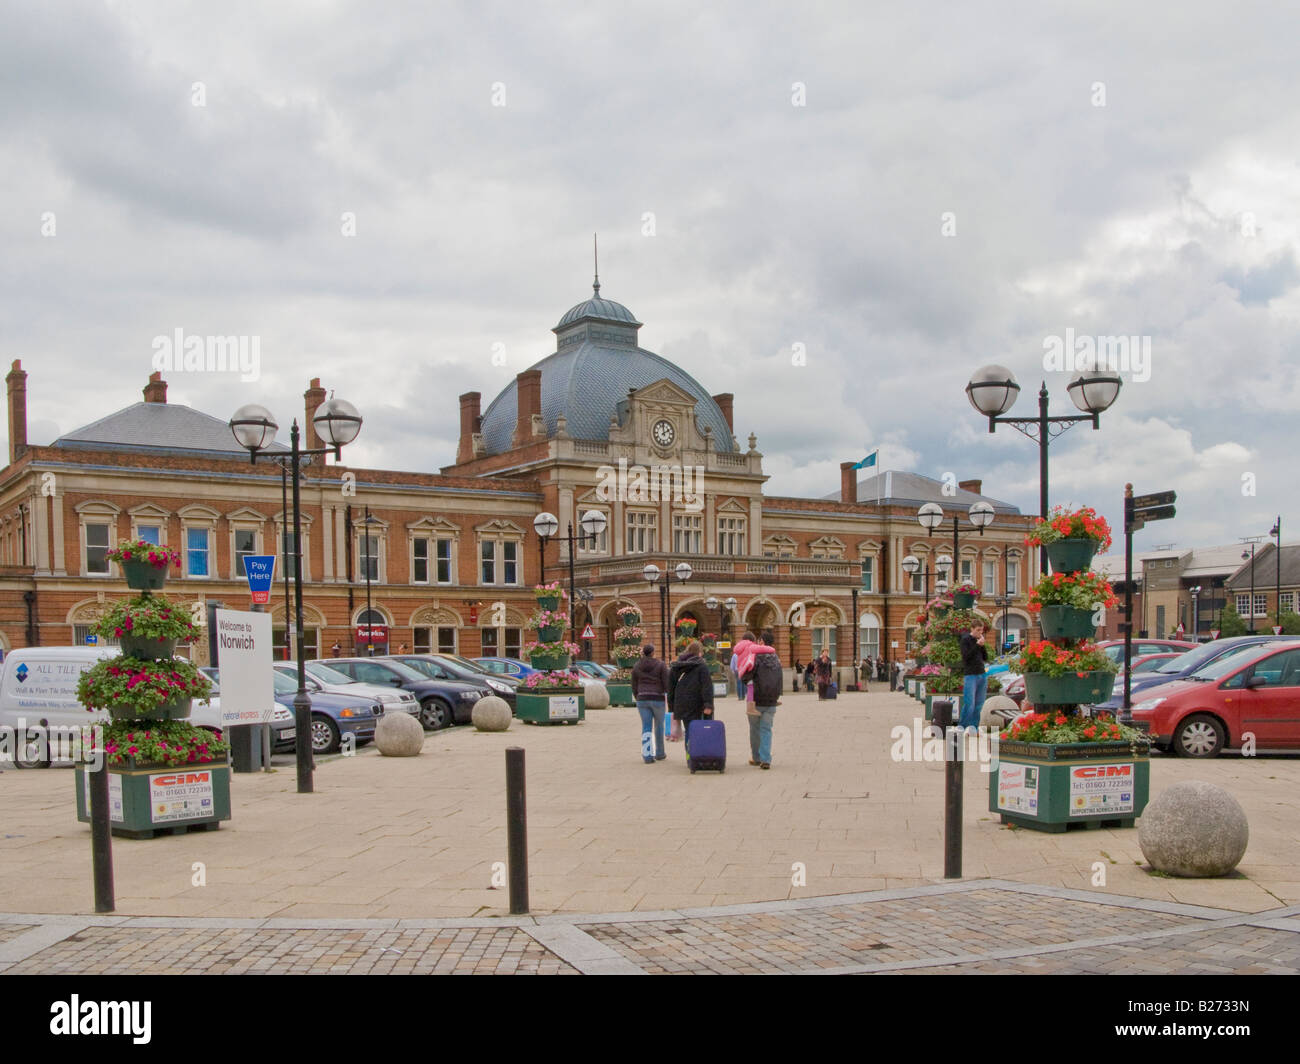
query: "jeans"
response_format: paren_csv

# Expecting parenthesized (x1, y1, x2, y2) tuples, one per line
(961, 673, 988, 730)
(637, 699, 666, 759)
(748, 705, 777, 763)
(736, 679, 747, 701)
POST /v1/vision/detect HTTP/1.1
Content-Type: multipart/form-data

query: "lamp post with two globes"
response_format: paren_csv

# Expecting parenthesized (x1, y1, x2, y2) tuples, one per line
(643, 562, 693, 659)
(230, 398, 363, 794)
(532, 510, 608, 645)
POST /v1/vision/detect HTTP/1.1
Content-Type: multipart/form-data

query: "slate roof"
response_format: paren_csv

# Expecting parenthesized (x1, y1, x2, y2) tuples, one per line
(1226, 542, 1300, 589)
(554, 296, 642, 330)
(819, 470, 1020, 514)
(54, 402, 289, 458)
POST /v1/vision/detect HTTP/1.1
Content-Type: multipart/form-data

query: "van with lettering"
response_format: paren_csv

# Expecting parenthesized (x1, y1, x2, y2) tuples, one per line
(0, 646, 223, 768)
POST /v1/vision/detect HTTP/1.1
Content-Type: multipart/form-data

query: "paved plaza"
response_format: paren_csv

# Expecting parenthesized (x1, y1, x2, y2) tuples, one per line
(2, 687, 1299, 973)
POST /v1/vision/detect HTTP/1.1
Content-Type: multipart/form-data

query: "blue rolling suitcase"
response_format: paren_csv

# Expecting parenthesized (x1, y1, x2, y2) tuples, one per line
(686, 718, 726, 773)
(826, 682, 838, 700)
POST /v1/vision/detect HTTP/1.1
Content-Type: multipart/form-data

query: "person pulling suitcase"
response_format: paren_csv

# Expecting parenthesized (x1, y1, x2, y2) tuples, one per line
(668, 640, 722, 772)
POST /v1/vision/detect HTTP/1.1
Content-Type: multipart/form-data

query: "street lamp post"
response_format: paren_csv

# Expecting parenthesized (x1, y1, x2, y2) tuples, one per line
(361, 506, 379, 655)
(1270, 516, 1282, 625)
(1242, 543, 1258, 634)
(533, 511, 608, 644)
(643, 562, 693, 659)
(901, 554, 944, 604)
(1188, 585, 1201, 640)
(965, 366, 1121, 574)
(230, 398, 363, 795)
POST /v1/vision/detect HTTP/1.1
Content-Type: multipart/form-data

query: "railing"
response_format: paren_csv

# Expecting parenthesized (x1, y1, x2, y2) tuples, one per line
(789, 562, 852, 577)
(572, 440, 609, 456)
(586, 554, 859, 582)
(745, 561, 778, 575)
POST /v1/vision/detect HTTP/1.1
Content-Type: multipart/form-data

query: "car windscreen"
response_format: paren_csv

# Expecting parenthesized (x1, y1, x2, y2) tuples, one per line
(374, 660, 430, 683)
(1188, 646, 1271, 682)
(304, 661, 358, 685)
(1154, 641, 1236, 674)
(452, 655, 493, 674)
(272, 671, 298, 695)
(397, 658, 440, 678)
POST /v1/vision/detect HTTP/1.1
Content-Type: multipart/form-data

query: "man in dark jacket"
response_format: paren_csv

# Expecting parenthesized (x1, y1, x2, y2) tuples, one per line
(667, 640, 714, 736)
(959, 621, 990, 732)
(631, 644, 670, 763)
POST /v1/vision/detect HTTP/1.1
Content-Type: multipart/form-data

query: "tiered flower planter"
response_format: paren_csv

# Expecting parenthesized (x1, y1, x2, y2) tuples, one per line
(75, 546, 230, 839)
(515, 688, 585, 724)
(992, 521, 1146, 832)
(519, 586, 585, 725)
(606, 680, 635, 707)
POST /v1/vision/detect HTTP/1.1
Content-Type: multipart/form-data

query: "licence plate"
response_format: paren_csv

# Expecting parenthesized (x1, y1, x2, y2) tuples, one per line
(279, 729, 296, 740)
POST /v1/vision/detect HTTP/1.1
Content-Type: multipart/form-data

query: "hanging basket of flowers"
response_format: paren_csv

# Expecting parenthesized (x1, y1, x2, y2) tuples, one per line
(107, 540, 182, 591)
(94, 594, 201, 660)
(952, 583, 980, 609)
(76, 657, 212, 722)
(1026, 507, 1113, 574)
(1027, 569, 1117, 639)
(616, 604, 642, 627)
(1015, 640, 1117, 705)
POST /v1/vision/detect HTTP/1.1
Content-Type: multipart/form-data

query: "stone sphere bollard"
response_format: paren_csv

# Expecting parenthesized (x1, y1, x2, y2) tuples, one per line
(1139, 780, 1249, 877)
(375, 710, 426, 756)
(981, 695, 1020, 729)
(472, 695, 512, 732)
(583, 682, 611, 709)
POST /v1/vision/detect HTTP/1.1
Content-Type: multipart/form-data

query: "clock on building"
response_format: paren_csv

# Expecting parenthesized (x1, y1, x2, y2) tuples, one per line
(651, 418, 675, 447)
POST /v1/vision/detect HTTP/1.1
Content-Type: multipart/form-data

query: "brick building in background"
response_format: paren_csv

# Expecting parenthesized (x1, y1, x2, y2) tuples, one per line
(0, 280, 1037, 666)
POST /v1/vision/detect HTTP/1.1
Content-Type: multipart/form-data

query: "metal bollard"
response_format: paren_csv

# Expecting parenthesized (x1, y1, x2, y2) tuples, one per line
(88, 762, 115, 913)
(932, 699, 963, 879)
(505, 747, 529, 914)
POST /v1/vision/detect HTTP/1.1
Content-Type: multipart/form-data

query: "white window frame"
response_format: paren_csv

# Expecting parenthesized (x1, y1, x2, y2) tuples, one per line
(983, 560, 998, 596)
(1006, 559, 1019, 597)
(717, 516, 746, 557)
(1253, 593, 1267, 618)
(478, 537, 522, 586)
(1281, 591, 1295, 614)
(1236, 594, 1251, 617)
(672, 512, 702, 554)
(577, 507, 610, 556)
(184, 526, 212, 579)
(358, 531, 384, 583)
(84, 521, 112, 576)
(625, 510, 657, 554)
(860, 557, 874, 592)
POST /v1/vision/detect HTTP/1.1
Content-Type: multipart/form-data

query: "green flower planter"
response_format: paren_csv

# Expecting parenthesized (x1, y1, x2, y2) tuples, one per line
(1046, 537, 1100, 574)
(606, 682, 634, 707)
(537, 624, 564, 642)
(107, 695, 193, 723)
(121, 559, 169, 591)
(1023, 670, 1114, 706)
(930, 606, 949, 618)
(990, 741, 1150, 833)
(1036, 605, 1097, 640)
(76, 760, 231, 839)
(120, 634, 176, 660)
(516, 689, 584, 725)
(528, 649, 571, 671)
(619, 612, 641, 625)
(953, 592, 976, 609)
(614, 654, 639, 668)
(535, 594, 561, 612)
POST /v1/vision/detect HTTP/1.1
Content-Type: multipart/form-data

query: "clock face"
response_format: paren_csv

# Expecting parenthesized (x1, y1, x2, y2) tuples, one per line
(652, 419, 675, 447)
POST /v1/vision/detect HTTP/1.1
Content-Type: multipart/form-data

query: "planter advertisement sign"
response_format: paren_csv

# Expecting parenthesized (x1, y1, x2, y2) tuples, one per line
(149, 769, 216, 823)
(1068, 762, 1136, 818)
(214, 609, 275, 725)
(548, 696, 580, 721)
(996, 763, 1039, 815)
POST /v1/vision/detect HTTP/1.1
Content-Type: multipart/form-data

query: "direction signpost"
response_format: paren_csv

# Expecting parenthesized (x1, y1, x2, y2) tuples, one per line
(1122, 485, 1177, 721)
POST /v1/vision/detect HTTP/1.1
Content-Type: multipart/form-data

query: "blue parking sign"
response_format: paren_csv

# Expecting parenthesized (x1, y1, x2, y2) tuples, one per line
(244, 555, 276, 604)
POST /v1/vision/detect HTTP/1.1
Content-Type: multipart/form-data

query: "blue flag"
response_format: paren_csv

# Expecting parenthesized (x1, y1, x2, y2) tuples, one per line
(852, 450, 878, 470)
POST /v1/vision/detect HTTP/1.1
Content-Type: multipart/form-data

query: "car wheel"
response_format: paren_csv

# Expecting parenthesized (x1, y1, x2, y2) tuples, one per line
(311, 714, 340, 755)
(13, 743, 49, 769)
(420, 699, 451, 731)
(1172, 714, 1225, 758)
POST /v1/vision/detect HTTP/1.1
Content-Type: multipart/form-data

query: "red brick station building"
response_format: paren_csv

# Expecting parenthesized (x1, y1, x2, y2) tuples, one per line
(0, 282, 1037, 668)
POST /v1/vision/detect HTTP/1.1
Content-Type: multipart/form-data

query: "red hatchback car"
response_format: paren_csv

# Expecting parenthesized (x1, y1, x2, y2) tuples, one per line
(1129, 640, 1300, 757)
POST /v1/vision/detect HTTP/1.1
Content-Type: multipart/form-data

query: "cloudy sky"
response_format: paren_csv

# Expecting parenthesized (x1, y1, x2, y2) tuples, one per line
(3, 0, 1296, 552)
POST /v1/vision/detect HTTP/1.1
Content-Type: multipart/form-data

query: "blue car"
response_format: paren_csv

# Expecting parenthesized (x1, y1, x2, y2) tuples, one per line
(473, 657, 541, 680)
(1092, 634, 1294, 712)
(270, 669, 382, 754)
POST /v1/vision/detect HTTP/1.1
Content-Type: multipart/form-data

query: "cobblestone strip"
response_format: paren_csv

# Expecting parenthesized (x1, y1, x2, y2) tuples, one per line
(0, 922, 92, 971)
(522, 923, 645, 975)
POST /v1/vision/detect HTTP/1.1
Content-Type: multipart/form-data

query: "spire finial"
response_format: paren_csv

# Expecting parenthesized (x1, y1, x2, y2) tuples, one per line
(593, 232, 600, 297)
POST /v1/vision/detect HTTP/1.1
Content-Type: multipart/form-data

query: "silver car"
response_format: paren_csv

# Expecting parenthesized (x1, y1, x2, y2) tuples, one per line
(272, 661, 421, 718)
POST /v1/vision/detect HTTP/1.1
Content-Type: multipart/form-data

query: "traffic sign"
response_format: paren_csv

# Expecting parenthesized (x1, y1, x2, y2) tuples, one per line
(1274, 625, 1284, 636)
(243, 555, 276, 605)
(1209, 628, 1220, 640)
(581, 623, 595, 639)
(84, 634, 97, 645)
(1132, 490, 1176, 510)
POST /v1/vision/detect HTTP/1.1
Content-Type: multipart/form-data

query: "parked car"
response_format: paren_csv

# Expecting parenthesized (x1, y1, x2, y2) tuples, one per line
(473, 656, 541, 680)
(1095, 638, 1197, 665)
(572, 661, 616, 679)
(200, 669, 296, 751)
(272, 660, 420, 718)
(1129, 652, 1182, 674)
(1091, 634, 1296, 713)
(1129, 641, 1300, 757)
(385, 654, 518, 710)
(266, 669, 381, 754)
(328, 657, 485, 730)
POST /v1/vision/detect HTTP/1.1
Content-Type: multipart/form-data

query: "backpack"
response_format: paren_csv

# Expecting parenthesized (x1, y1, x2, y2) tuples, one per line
(750, 653, 784, 705)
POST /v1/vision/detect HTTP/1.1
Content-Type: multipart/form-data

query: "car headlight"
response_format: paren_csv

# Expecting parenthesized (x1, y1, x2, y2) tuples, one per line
(339, 706, 373, 718)
(487, 680, 512, 694)
(1133, 697, 1165, 713)
(458, 690, 481, 700)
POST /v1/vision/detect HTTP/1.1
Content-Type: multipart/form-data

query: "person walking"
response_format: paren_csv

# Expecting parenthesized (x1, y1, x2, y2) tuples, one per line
(730, 647, 746, 701)
(631, 644, 670, 763)
(959, 621, 990, 733)
(668, 640, 714, 744)
(792, 659, 802, 694)
(814, 650, 833, 699)
(859, 656, 871, 692)
(743, 630, 782, 768)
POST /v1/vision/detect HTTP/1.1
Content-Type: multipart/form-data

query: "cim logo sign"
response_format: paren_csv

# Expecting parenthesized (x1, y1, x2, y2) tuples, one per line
(1072, 765, 1133, 780)
(153, 772, 212, 787)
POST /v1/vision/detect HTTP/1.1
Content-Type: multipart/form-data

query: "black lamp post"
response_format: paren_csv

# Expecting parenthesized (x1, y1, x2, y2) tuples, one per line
(643, 561, 693, 659)
(230, 398, 362, 794)
(1242, 543, 1258, 634)
(1270, 516, 1282, 625)
(1188, 585, 1201, 640)
(965, 366, 1121, 574)
(360, 507, 381, 655)
(533, 510, 608, 645)
(901, 554, 945, 603)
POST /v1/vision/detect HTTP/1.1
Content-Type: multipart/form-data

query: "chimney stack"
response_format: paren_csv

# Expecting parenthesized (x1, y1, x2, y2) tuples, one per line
(457, 392, 482, 464)
(958, 479, 983, 496)
(840, 461, 858, 504)
(512, 369, 543, 448)
(304, 378, 327, 452)
(143, 371, 167, 404)
(7, 360, 27, 464)
(713, 393, 734, 433)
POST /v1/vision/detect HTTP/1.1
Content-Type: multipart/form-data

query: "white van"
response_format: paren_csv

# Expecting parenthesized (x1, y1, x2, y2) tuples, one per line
(0, 646, 223, 768)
